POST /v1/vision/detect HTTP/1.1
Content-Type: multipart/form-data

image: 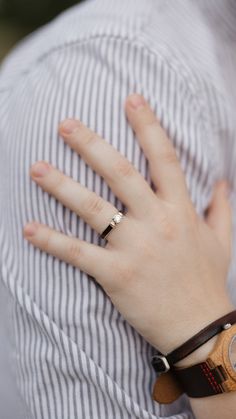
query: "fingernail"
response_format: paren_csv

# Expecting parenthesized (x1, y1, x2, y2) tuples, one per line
(31, 161, 50, 177)
(60, 119, 80, 134)
(127, 94, 146, 110)
(24, 222, 38, 237)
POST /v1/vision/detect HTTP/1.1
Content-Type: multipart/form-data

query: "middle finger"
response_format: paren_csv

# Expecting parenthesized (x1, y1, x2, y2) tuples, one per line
(58, 119, 156, 218)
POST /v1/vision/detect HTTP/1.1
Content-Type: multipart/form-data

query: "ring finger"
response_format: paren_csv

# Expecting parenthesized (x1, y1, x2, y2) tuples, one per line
(30, 160, 125, 242)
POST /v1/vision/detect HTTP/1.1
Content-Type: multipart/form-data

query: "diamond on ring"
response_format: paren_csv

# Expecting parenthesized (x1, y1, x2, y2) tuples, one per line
(100, 211, 124, 240)
(111, 212, 123, 226)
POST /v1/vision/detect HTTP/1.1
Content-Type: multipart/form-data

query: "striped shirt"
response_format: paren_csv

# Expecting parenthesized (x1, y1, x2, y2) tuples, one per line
(0, 0, 236, 417)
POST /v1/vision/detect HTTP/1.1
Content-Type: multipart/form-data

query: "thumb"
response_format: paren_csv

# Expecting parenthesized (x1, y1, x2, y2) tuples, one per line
(205, 180, 232, 259)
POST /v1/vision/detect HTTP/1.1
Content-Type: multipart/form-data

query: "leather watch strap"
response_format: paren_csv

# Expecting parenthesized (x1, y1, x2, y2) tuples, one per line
(152, 314, 236, 403)
(172, 360, 227, 398)
(152, 310, 236, 371)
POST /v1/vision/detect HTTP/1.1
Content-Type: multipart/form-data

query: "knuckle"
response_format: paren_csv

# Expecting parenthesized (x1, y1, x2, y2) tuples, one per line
(145, 117, 159, 129)
(112, 265, 136, 291)
(106, 258, 136, 293)
(53, 173, 65, 193)
(67, 241, 82, 265)
(83, 129, 97, 146)
(138, 118, 159, 137)
(159, 215, 178, 240)
(84, 194, 105, 216)
(113, 157, 135, 179)
(43, 229, 53, 251)
(117, 265, 135, 283)
(160, 148, 178, 165)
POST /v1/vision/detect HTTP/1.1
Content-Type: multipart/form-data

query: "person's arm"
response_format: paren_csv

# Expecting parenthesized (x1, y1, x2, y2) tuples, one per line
(1, 29, 234, 418)
(23, 93, 236, 419)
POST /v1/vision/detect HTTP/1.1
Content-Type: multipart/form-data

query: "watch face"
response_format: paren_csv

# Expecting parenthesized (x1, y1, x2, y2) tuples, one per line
(229, 334, 236, 372)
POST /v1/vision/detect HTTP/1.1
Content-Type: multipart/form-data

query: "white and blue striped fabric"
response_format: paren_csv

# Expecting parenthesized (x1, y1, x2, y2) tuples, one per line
(0, 0, 236, 418)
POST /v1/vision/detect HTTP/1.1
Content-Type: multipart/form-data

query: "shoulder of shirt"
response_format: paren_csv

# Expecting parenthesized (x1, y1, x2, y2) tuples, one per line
(0, 0, 228, 110)
(0, 0, 150, 87)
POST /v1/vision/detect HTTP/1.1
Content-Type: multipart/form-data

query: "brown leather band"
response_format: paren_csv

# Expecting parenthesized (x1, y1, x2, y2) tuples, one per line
(165, 310, 236, 365)
(172, 360, 227, 397)
(153, 322, 236, 402)
(152, 310, 236, 374)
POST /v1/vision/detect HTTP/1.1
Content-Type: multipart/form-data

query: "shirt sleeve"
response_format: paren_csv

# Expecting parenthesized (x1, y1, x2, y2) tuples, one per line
(0, 33, 223, 419)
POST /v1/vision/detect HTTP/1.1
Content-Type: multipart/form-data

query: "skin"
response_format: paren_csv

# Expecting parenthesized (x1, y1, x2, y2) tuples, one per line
(23, 93, 236, 418)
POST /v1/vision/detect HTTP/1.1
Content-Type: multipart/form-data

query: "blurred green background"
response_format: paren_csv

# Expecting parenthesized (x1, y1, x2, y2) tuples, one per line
(0, 0, 83, 62)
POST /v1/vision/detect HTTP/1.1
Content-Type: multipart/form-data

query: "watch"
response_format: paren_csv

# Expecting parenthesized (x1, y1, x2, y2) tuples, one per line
(152, 323, 236, 404)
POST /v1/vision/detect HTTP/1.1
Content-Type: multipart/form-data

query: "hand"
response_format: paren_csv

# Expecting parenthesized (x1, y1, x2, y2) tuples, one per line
(23, 94, 235, 354)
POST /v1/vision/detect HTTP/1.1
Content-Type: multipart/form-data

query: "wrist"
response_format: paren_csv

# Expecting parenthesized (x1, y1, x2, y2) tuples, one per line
(173, 334, 218, 368)
(152, 298, 235, 358)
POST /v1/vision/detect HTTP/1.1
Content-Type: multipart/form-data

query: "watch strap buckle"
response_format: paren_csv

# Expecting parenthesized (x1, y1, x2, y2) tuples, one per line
(151, 354, 171, 374)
